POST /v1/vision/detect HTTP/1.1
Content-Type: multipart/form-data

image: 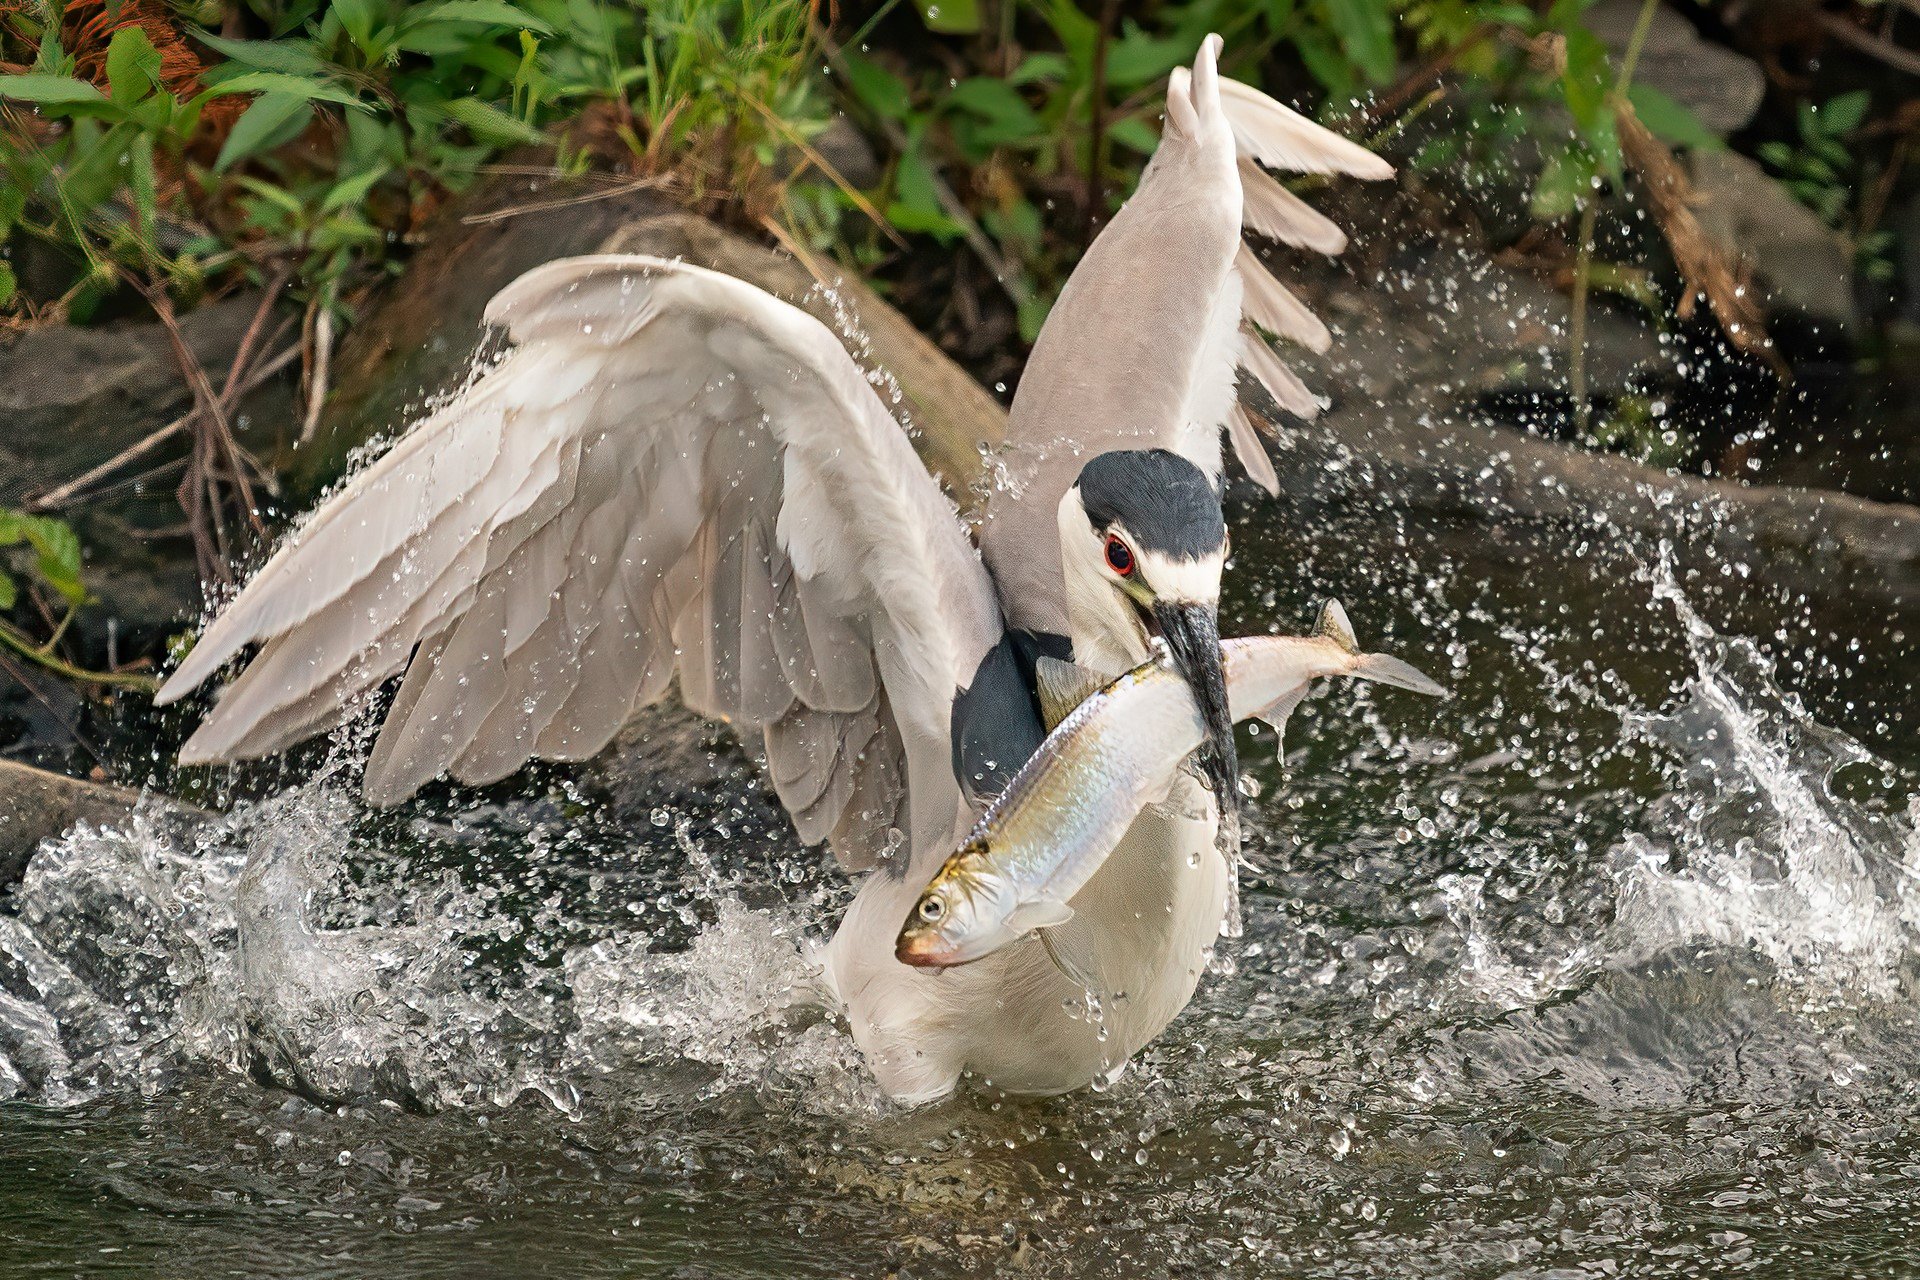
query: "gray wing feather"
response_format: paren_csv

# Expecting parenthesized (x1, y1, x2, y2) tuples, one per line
(161, 256, 1004, 871)
(1235, 242, 1330, 353)
(1240, 326, 1320, 419)
(1226, 401, 1280, 497)
(1237, 157, 1346, 254)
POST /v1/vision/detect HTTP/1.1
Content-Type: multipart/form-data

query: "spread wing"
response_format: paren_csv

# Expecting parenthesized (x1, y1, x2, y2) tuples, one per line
(157, 256, 1007, 870)
(980, 34, 1391, 635)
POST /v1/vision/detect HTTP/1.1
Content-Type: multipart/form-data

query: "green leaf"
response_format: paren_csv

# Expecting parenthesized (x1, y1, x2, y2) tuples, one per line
(1107, 114, 1159, 154)
(189, 31, 330, 76)
(914, 0, 978, 33)
(0, 262, 15, 308)
(0, 510, 87, 607)
(1531, 147, 1590, 221)
(1320, 0, 1396, 86)
(214, 92, 315, 171)
(1292, 27, 1356, 102)
(1545, 0, 1597, 29)
(104, 26, 163, 105)
(393, 23, 481, 55)
(204, 71, 365, 109)
(432, 96, 547, 145)
(1816, 90, 1869, 136)
(1104, 23, 1188, 89)
(0, 570, 13, 610)
(888, 147, 966, 241)
(234, 175, 307, 217)
(404, 0, 554, 32)
(1016, 289, 1053, 344)
(1559, 27, 1609, 138)
(0, 184, 24, 236)
(321, 163, 388, 212)
(839, 50, 911, 121)
(127, 132, 157, 258)
(945, 77, 1042, 145)
(1627, 85, 1718, 151)
(331, 0, 383, 51)
(0, 74, 113, 108)
(1008, 53, 1069, 87)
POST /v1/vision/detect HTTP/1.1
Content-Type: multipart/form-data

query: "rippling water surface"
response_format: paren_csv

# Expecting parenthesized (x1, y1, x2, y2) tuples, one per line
(3, 501, 1917, 1278)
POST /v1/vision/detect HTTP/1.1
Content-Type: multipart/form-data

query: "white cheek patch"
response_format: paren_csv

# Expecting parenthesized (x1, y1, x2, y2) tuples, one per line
(1137, 549, 1223, 606)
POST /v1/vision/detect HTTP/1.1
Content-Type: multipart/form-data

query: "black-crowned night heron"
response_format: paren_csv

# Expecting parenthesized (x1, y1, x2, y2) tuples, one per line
(157, 36, 1391, 1103)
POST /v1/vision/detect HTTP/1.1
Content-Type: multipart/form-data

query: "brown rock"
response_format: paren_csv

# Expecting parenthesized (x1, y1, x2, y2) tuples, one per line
(0, 760, 192, 891)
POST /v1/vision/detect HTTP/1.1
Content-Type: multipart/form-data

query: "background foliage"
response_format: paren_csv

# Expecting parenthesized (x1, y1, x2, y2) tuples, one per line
(1, 0, 1916, 692)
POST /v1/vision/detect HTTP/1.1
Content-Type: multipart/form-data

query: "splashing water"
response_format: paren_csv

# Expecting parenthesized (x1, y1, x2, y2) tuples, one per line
(4, 525, 1920, 1277)
(0, 773, 866, 1116)
(1607, 563, 1920, 1000)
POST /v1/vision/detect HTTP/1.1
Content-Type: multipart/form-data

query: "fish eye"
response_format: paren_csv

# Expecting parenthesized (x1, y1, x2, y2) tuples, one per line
(919, 897, 945, 922)
(1104, 535, 1134, 576)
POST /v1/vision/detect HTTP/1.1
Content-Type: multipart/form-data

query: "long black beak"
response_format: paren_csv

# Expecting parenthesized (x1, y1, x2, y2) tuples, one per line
(1152, 599, 1238, 824)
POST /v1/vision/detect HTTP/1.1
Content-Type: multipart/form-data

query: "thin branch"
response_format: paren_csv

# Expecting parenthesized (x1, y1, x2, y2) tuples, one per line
(300, 293, 334, 444)
(459, 173, 678, 225)
(1818, 12, 1920, 77)
(135, 277, 271, 582)
(25, 342, 301, 513)
(1363, 23, 1494, 125)
(1570, 0, 1659, 436)
(736, 90, 905, 249)
(0, 618, 157, 693)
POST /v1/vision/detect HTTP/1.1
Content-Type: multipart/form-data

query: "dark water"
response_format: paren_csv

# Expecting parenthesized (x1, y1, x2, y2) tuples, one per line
(2, 489, 1917, 1278)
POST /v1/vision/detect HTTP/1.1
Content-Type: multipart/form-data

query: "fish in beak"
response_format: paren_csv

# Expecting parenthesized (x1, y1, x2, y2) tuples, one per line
(1150, 599, 1238, 825)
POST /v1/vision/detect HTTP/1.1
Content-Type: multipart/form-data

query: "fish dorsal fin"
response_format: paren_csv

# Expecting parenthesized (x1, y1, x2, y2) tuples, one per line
(1034, 657, 1108, 731)
(1314, 599, 1358, 654)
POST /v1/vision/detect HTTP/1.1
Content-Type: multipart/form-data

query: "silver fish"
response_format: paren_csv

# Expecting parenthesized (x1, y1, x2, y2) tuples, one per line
(895, 601, 1445, 973)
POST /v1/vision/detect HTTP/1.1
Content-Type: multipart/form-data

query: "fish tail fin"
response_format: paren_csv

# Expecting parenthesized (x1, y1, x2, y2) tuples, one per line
(1350, 653, 1449, 698)
(1314, 598, 1448, 697)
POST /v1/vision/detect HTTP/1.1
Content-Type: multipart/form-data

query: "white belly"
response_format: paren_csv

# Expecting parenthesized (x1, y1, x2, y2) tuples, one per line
(823, 774, 1229, 1103)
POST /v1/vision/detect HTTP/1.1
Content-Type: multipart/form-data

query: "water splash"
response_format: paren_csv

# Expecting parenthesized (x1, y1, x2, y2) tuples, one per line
(1607, 562, 1920, 999)
(0, 776, 862, 1115)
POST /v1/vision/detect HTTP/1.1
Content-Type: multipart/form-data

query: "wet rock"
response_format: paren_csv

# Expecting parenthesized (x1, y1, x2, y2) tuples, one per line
(1689, 149, 1858, 329)
(1259, 220, 1920, 625)
(0, 760, 195, 894)
(1588, 1, 1766, 137)
(1293, 231, 1668, 420)
(0, 291, 300, 645)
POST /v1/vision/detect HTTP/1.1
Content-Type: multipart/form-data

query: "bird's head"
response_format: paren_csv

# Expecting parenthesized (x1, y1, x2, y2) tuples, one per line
(1059, 448, 1237, 820)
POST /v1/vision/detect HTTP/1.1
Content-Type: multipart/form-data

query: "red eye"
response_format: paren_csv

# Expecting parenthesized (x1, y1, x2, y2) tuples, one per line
(1104, 535, 1134, 576)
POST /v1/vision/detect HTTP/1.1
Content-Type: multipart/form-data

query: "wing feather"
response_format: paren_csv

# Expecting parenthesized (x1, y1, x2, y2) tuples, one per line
(1235, 242, 1330, 353)
(1240, 326, 1321, 420)
(1216, 77, 1396, 179)
(1226, 401, 1280, 496)
(1237, 157, 1346, 254)
(163, 256, 1008, 873)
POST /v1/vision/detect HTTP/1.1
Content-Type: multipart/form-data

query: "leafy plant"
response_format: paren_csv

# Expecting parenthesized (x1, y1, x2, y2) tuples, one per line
(1759, 90, 1894, 284)
(0, 507, 148, 690)
(0, 0, 830, 322)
